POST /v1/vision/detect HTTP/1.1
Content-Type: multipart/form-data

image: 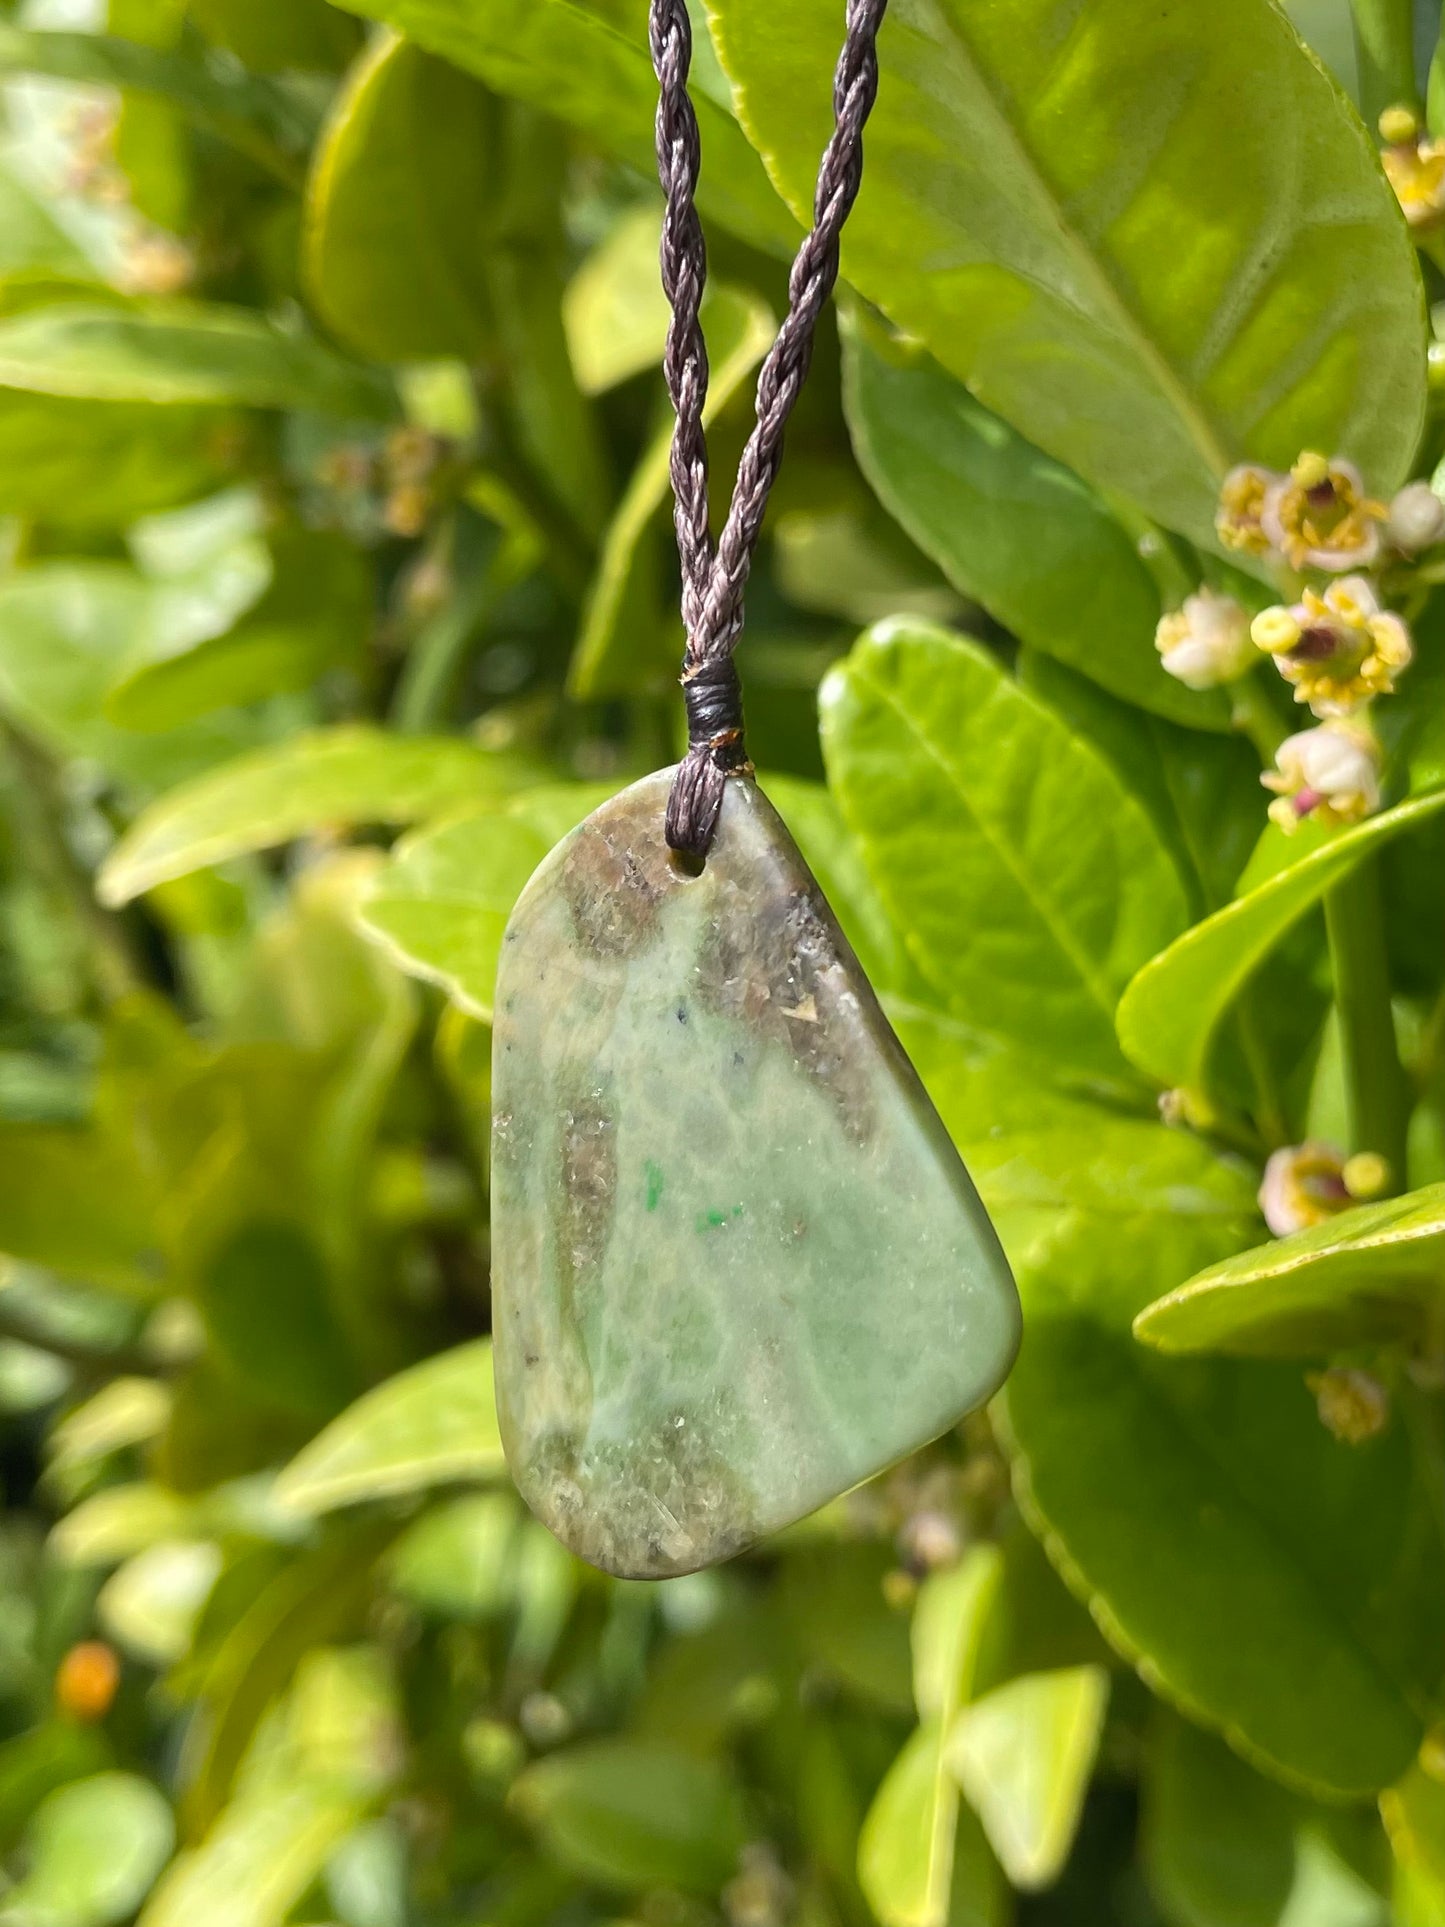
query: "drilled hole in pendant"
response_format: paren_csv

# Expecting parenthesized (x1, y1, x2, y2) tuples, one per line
(669, 847, 706, 880)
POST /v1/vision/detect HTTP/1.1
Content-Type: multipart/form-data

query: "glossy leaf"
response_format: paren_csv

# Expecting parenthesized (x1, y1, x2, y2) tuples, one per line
(273, 1338, 504, 1516)
(305, 33, 496, 364)
(358, 785, 616, 1020)
(568, 284, 774, 698)
(98, 727, 532, 905)
(0, 303, 393, 417)
(510, 1742, 747, 1893)
(1135, 1181, 1445, 1358)
(946, 1666, 1109, 1892)
(1018, 652, 1264, 917)
(905, 1013, 1440, 1797)
(0, 1772, 174, 1927)
(1116, 790, 1445, 1094)
(842, 309, 1224, 729)
(328, 0, 795, 253)
(1146, 1716, 1390, 1927)
(138, 1782, 366, 1927)
(820, 620, 1191, 1086)
(711, 0, 1425, 544)
(858, 1551, 1003, 1927)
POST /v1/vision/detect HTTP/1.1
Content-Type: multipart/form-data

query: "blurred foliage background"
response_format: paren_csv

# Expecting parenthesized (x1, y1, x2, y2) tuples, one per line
(0, 0, 1442, 1924)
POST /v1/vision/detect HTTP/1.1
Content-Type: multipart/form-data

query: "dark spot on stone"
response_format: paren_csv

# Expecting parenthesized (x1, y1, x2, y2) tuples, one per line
(525, 1352, 539, 1368)
(693, 857, 877, 1144)
(556, 1086, 617, 1327)
(676, 1004, 688, 1025)
(559, 811, 667, 958)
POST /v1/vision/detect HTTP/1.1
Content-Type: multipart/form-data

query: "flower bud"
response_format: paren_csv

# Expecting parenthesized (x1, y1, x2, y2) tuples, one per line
(1306, 1367, 1390, 1445)
(1215, 463, 1277, 557)
(1385, 480, 1445, 553)
(1259, 1142, 1350, 1235)
(1154, 589, 1254, 689)
(1262, 721, 1381, 831)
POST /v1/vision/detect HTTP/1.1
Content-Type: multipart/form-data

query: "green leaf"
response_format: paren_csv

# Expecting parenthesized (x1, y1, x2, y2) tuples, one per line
(197, 1219, 357, 1416)
(563, 204, 672, 396)
(96, 1541, 222, 1667)
(0, 394, 229, 528)
(0, 1126, 161, 1291)
(1383, 1767, 1445, 1917)
(0, 1772, 174, 1927)
(272, 1338, 504, 1517)
(50, 1485, 193, 1567)
(842, 309, 1223, 730)
(945, 1666, 1109, 1892)
(1116, 790, 1445, 1094)
(0, 302, 393, 416)
(0, 160, 97, 287)
(820, 620, 1191, 1087)
(0, 25, 313, 185)
(105, 531, 371, 731)
(1018, 652, 1264, 916)
(0, 564, 275, 794)
(137, 1781, 367, 1927)
(509, 1741, 747, 1893)
(190, 0, 361, 74)
(906, 1014, 1439, 1797)
(1135, 1181, 1445, 1358)
(304, 33, 497, 364)
(358, 785, 616, 1020)
(857, 1552, 1003, 1927)
(98, 726, 533, 905)
(711, 0, 1425, 544)
(1146, 1715, 1391, 1927)
(568, 284, 774, 699)
(327, 0, 796, 254)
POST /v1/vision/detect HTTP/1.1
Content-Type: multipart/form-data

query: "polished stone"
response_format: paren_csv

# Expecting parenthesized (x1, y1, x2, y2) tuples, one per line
(490, 770, 1020, 1578)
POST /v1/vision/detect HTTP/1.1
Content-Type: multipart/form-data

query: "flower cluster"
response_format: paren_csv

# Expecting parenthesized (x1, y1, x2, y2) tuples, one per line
(1380, 104, 1445, 233)
(1150, 445, 1440, 833)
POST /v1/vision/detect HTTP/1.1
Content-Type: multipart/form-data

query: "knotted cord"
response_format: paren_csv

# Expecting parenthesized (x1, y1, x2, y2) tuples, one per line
(649, 0, 889, 857)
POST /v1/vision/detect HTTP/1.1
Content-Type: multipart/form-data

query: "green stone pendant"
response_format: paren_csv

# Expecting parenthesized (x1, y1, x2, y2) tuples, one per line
(490, 770, 1020, 1577)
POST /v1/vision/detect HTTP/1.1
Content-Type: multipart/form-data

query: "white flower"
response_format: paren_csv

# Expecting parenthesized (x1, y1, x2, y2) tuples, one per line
(1259, 452, 1384, 572)
(1259, 1143, 1348, 1235)
(1251, 576, 1412, 715)
(1154, 589, 1254, 690)
(1262, 721, 1381, 832)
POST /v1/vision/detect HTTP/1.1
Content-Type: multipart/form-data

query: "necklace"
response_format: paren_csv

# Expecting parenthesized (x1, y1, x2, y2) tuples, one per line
(490, 0, 1021, 1578)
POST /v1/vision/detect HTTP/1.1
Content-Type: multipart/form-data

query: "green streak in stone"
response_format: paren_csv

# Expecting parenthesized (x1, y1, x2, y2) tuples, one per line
(490, 770, 1021, 1579)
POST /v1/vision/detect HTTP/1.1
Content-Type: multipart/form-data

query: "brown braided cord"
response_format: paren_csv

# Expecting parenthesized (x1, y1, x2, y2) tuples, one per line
(649, 0, 889, 856)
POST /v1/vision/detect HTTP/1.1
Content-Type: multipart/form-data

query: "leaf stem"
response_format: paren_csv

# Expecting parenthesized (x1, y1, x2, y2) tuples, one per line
(391, 515, 500, 734)
(1229, 671, 1288, 767)
(1324, 857, 1409, 1183)
(1348, 0, 1418, 123)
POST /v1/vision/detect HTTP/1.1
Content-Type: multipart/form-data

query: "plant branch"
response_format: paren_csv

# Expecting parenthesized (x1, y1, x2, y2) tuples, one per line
(1324, 857, 1409, 1183)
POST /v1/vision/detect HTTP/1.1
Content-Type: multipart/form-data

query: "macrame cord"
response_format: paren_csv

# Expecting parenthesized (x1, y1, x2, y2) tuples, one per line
(649, 0, 889, 857)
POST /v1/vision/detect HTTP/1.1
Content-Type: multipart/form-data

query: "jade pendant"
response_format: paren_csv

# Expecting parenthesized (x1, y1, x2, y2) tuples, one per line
(490, 770, 1020, 1577)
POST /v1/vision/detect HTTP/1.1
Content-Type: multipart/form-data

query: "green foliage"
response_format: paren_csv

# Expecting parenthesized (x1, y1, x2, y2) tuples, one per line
(0, 2, 1437, 1924)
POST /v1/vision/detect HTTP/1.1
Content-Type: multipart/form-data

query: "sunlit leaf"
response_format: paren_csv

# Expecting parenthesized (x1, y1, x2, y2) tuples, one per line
(1116, 790, 1445, 1095)
(0, 1773, 174, 1927)
(98, 727, 533, 904)
(712, 0, 1425, 545)
(1135, 1182, 1445, 1358)
(273, 1339, 504, 1517)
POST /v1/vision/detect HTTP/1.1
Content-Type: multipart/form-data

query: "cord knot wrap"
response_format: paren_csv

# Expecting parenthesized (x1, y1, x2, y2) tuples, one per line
(666, 654, 752, 859)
